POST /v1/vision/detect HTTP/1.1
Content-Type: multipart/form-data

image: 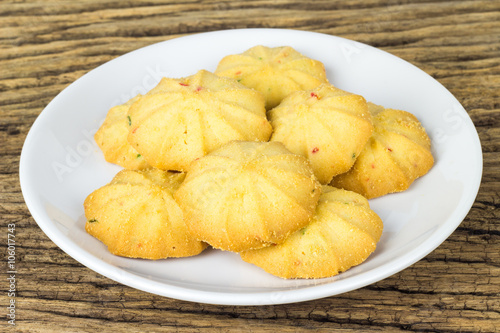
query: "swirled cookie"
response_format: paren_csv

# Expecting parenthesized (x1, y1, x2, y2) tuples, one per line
(84, 169, 207, 259)
(269, 84, 373, 184)
(127, 70, 272, 171)
(215, 45, 329, 109)
(94, 95, 150, 169)
(240, 186, 383, 279)
(174, 141, 322, 252)
(330, 103, 434, 199)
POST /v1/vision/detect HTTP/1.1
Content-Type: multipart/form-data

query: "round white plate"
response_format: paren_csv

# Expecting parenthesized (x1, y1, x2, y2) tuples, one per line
(20, 29, 482, 305)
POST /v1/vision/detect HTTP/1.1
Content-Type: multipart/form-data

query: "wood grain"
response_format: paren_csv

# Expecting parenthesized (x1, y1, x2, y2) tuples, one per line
(1, 0, 499, 332)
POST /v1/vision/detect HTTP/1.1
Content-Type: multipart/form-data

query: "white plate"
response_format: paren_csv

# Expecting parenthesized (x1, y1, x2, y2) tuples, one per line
(20, 29, 482, 305)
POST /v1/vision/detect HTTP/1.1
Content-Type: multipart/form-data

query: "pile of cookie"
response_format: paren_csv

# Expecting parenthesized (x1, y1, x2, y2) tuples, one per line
(84, 46, 433, 279)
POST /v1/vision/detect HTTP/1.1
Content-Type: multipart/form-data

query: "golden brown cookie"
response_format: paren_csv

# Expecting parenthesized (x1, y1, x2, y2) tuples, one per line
(84, 169, 207, 259)
(269, 84, 373, 184)
(174, 141, 322, 252)
(94, 95, 150, 169)
(127, 70, 272, 171)
(330, 103, 434, 199)
(240, 186, 383, 279)
(215, 45, 329, 109)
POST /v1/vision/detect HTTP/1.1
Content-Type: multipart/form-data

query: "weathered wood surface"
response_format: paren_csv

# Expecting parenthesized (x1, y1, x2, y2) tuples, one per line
(1, 0, 499, 332)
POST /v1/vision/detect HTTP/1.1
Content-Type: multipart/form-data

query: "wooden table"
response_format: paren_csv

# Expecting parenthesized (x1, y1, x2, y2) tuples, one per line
(2, 1, 499, 331)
